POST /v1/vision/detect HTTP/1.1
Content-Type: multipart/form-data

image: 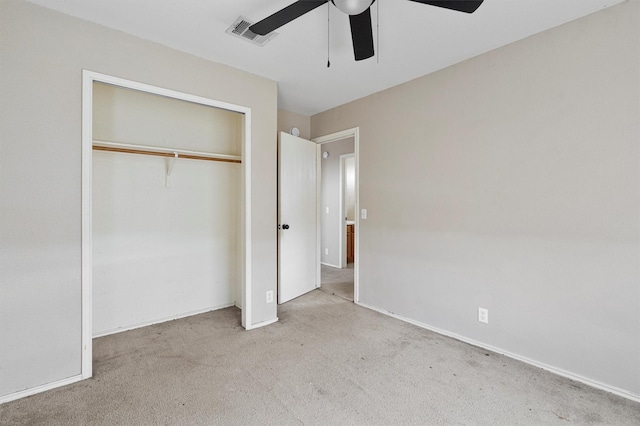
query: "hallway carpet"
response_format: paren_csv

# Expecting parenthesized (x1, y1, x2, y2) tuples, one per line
(1, 289, 639, 425)
(320, 263, 354, 301)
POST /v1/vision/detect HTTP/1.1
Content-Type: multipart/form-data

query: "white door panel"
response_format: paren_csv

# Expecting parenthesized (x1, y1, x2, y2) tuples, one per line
(278, 132, 317, 304)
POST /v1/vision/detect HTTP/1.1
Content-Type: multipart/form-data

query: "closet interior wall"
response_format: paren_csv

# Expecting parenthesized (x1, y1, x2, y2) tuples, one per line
(92, 82, 242, 336)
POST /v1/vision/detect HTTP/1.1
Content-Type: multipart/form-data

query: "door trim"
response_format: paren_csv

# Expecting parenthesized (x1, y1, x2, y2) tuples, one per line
(81, 70, 253, 382)
(312, 128, 360, 302)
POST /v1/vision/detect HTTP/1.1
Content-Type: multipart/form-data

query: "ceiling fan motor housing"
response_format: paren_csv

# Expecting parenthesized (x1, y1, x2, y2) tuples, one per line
(331, 0, 375, 16)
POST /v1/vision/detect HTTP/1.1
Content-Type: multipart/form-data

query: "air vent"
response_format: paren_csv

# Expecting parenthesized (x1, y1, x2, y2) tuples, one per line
(225, 16, 278, 47)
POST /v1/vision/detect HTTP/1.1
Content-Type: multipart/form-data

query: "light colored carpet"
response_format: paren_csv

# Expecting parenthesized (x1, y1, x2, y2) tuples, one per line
(1, 289, 639, 425)
(320, 263, 354, 301)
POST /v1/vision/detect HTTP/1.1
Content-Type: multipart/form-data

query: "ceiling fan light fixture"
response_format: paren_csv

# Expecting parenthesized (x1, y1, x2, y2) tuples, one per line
(332, 0, 373, 16)
(249, 0, 484, 63)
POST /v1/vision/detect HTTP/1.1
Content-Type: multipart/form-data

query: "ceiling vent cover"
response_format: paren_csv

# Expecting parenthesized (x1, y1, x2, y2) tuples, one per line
(225, 16, 278, 46)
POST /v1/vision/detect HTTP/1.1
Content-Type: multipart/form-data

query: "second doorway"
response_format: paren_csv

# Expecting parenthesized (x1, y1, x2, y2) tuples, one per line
(318, 137, 355, 301)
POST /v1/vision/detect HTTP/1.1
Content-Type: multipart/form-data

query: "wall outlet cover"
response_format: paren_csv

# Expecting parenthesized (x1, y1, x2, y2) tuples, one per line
(478, 307, 489, 324)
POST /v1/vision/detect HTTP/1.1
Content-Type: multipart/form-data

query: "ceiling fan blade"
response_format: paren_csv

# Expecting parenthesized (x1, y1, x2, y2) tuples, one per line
(349, 8, 374, 61)
(249, 0, 328, 36)
(408, 0, 484, 14)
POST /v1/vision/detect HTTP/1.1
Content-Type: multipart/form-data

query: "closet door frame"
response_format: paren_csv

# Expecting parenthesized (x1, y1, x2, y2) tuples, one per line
(81, 70, 253, 380)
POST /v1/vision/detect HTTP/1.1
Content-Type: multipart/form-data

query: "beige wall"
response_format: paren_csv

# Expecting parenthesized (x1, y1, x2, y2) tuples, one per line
(0, 0, 277, 399)
(312, 1, 639, 397)
(278, 109, 311, 140)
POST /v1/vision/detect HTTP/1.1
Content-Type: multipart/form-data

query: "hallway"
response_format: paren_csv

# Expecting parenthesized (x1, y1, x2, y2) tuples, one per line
(320, 263, 354, 301)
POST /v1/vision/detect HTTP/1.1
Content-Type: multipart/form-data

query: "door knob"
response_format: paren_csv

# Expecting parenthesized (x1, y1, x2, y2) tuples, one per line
(282, 224, 290, 230)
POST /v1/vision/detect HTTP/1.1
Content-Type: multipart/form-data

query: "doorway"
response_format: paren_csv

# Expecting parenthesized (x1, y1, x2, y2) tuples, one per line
(313, 128, 359, 303)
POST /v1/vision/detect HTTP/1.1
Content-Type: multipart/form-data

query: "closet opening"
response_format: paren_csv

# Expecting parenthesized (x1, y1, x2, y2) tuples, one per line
(81, 71, 252, 380)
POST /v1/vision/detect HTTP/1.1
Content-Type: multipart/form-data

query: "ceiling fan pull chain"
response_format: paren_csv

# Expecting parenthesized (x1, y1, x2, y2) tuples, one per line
(376, 0, 379, 64)
(327, 2, 331, 68)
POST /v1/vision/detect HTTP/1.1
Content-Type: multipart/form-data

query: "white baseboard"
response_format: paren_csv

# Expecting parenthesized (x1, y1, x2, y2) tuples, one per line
(246, 317, 279, 330)
(2, 302, 245, 405)
(321, 262, 341, 268)
(93, 303, 236, 338)
(0, 374, 84, 405)
(356, 301, 640, 403)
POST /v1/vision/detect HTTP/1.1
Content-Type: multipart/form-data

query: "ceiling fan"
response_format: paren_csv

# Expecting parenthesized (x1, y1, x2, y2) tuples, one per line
(249, 0, 484, 61)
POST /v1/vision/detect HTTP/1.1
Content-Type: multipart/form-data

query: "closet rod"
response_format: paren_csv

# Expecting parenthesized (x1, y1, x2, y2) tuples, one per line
(92, 140, 242, 163)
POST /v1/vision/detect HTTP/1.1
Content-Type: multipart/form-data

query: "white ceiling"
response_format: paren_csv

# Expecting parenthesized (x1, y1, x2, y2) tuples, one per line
(28, 0, 624, 115)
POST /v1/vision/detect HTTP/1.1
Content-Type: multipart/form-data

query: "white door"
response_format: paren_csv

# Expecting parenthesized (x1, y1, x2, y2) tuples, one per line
(278, 132, 317, 304)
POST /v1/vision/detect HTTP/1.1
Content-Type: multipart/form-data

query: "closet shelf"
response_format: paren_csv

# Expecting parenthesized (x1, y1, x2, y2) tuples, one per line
(92, 140, 241, 163)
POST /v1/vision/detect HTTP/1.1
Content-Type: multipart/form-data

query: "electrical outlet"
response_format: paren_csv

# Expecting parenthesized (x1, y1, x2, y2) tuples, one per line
(325, 248, 329, 255)
(361, 209, 367, 219)
(478, 307, 489, 324)
(326, 206, 329, 214)
(266, 290, 273, 303)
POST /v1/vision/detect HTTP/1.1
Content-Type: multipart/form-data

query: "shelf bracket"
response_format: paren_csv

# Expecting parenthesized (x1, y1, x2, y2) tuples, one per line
(165, 152, 178, 188)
